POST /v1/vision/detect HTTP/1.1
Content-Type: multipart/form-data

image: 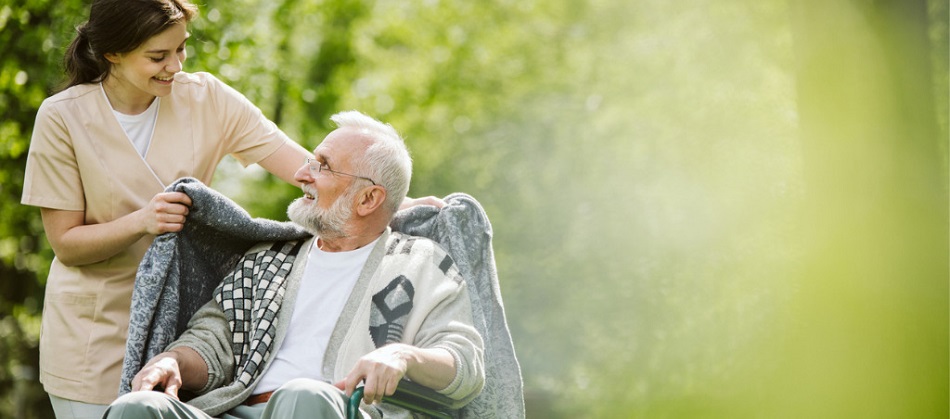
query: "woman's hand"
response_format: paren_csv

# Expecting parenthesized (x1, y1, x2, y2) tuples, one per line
(40, 191, 192, 266)
(139, 192, 192, 235)
(400, 196, 445, 211)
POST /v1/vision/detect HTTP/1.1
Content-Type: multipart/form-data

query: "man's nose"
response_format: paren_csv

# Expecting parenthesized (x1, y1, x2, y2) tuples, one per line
(294, 163, 312, 184)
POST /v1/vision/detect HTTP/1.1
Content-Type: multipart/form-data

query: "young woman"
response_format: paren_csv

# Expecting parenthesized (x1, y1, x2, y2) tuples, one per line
(20, 1, 434, 417)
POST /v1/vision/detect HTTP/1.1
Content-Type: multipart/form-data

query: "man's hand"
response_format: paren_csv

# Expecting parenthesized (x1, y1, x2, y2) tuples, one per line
(335, 344, 457, 406)
(335, 344, 414, 404)
(131, 352, 185, 399)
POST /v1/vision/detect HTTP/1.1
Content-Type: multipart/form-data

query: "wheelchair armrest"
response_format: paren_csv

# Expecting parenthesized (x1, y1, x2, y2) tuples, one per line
(347, 379, 460, 419)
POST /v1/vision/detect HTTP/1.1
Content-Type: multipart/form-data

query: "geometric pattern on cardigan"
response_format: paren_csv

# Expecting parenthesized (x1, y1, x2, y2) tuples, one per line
(213, 240, 304, 388)
(369, 276, 415, 348)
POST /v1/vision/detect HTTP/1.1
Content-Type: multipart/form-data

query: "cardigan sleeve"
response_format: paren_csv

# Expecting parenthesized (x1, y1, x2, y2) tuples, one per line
(427, 280, 485, 404)
(405, 243, 486, 403)
(166, 299, 236, 394)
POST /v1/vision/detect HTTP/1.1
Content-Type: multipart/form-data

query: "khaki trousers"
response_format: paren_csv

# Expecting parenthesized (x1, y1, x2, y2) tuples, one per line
(104, 378, 370, 419)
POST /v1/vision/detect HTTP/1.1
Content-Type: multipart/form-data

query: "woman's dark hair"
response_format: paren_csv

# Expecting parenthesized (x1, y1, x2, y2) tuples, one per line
(61, 0, 198, 91)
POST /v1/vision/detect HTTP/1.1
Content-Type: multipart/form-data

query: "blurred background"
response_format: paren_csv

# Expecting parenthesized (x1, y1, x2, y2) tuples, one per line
(1, 0, 947, 417)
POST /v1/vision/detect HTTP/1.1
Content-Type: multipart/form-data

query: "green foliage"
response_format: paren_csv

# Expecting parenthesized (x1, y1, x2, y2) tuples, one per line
(1, 0, 947, 418)
(0, 1, 82, 417)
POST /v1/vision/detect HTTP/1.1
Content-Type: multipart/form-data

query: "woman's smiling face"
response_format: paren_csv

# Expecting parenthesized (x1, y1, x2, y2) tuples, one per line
(104, 22, 189, 110)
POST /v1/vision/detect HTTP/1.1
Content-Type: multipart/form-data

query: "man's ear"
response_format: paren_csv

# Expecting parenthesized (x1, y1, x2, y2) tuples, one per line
(355, 186, 387, 217)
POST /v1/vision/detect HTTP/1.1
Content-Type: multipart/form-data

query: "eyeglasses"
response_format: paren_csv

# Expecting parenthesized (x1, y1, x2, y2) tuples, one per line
(305, 158, 376, 185)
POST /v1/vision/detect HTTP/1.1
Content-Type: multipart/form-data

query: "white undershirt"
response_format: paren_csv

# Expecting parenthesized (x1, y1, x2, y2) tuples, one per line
(100, 84, 159, 158)
(253, 237, 380, 393)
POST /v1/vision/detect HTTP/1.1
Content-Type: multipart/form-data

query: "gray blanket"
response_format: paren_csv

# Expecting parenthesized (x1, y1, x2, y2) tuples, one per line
(120, 178, 525, 418)
(120, 178, 311, 394)
(391, 194, 525, 418)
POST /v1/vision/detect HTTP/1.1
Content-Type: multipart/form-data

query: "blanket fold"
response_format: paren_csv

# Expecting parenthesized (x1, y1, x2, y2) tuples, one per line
(121, 179, 524, 418)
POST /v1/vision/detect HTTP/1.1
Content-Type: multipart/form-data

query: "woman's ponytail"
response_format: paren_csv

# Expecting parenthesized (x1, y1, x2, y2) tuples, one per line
(61, 23, 107, 91)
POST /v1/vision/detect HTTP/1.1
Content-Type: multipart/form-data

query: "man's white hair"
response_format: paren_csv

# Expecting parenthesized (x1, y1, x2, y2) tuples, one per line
(330, 110, 412, 214)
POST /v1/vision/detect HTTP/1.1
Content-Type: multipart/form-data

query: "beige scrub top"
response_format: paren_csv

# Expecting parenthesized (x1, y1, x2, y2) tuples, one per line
(21, 71, 292, 404)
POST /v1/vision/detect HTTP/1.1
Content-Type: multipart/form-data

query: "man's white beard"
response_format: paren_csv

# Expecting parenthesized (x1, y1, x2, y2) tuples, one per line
(287, 188, 353, 238)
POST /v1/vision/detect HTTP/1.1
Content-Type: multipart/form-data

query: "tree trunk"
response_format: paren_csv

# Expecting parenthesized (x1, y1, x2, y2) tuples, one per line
(780, 0, 948, 416)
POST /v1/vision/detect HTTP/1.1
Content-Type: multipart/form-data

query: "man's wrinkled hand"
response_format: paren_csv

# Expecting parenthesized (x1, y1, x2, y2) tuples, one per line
(131, 353, 184, 399)
(335, 344, 414, 405)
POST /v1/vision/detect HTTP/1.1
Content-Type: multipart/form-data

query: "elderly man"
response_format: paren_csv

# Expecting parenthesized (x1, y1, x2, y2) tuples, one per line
(105, 110, 485, 418)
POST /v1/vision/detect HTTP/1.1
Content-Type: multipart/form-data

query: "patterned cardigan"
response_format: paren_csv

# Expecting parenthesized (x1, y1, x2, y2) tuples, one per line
(171, 231, 484, 417)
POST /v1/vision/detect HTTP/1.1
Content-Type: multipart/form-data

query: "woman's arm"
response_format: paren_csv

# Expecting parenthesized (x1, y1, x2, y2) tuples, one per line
(41, 191, 192, 266)
(256, 141, 312, 185)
